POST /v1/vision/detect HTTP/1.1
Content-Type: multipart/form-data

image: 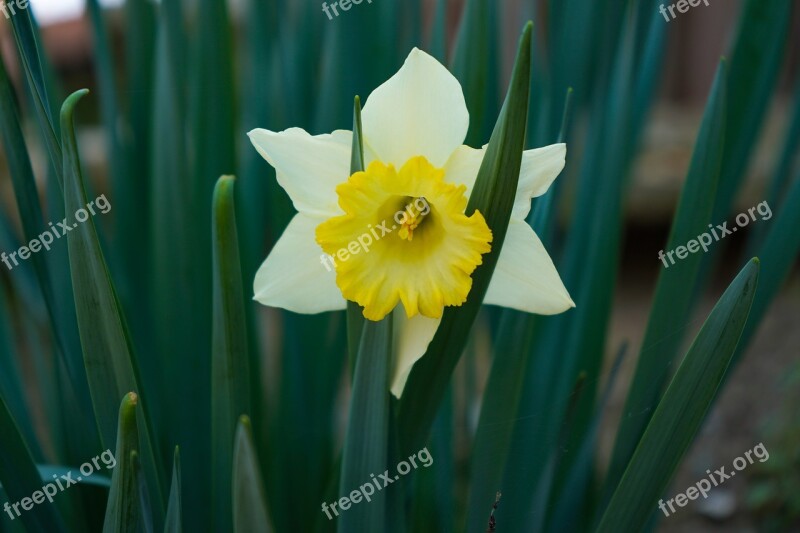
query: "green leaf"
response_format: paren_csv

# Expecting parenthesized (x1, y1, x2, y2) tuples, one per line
(0, 394, 66, 532)
(596, 258, 760, 532)
(0, 42, 92, 424)
(465, 89, 573, 529)
(9, 9, 63, 187)
(133, 451, 155, 533)
(605, 59, 728, 498)
(164, 448, 182, 533)
(61, 90, 165, 515)
(409, 392, 454, 533)
(338, 317, 393, 532)
(35, 465, 111, 488)
(233, 416, 271, 533)
(103, 393, 141, 533)
(529, 373, 587, 533)
(751, 69, 800, 249)
(0, 254, 38, 452)
(428, 0, 447, 63)
(397, 22, 533, 456)
(549, 344, 628, 532)
(736, 168, 800, 357)
(711, 0, 791, 221)
(346, 96, 366, 377)
(451, 0, 497, 145)
(498, 11, 659, 526)
(211, 175, 251, 532)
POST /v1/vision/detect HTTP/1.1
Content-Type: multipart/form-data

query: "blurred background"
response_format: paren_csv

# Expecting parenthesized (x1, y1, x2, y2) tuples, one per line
(0, 0, 798, 531)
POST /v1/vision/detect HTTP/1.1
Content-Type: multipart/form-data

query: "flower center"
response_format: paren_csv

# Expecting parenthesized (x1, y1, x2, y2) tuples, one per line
(316, 156, 492, 321)
(397, 197, 429, 241)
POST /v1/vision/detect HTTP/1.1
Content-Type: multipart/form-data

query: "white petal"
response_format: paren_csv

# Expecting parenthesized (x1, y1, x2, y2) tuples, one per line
(390, 311, 441, 398)
(444, 143, 566, 219)
(443, 144, 485, 195)
(515, 143, 566, 219)
(248, 128, 352, 218)
(362, 48, 469, 168)
(484, 220, 575, 314)
(253, 214, 346, 313)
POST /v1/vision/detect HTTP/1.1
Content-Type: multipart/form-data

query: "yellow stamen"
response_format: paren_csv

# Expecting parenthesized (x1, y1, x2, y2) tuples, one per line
(397, 199, 428, 241)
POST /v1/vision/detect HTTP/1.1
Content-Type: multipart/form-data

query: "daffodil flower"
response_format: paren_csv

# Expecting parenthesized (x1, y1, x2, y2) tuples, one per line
(249, 48, 574, 397)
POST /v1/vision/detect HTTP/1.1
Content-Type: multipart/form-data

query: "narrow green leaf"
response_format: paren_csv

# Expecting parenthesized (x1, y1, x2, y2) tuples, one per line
(233, 416, 271, 533)
(133, 451, 155, 533)
(750, 69, 800, 251)
(451, 0, 496, 145)
(398, 22, 533, 456)
(0, 394, 66, 532)
(529, 373, 587, 533)
(549, 343, 628, 532)
(346, 96, 366, 376)
(712, 0, 791, 221)
(35, 465, 111, 488)
(61, 90, 165, 514)
(428, 0, 447, 63)
(596, 259, 760, 532)
(164, 448, 182, 533)
(148, 0, 191, 449)
(606, 59, 728, 497)
(86, 0, 142, 307)
(0, 45, 93, 423)
(409, 392, 454, 533)
(338, 317, 392, 532)
(736, 167, 800, 357)
(0, 262, 38, 451)
(9, 10, 62, 187)
(103, 393, 141, 533)
(211, 175, 250, 533)
(498, 12, 654, 526)
(464, 86, 574, 525)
